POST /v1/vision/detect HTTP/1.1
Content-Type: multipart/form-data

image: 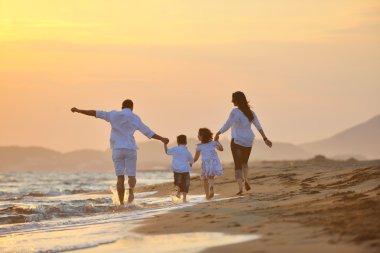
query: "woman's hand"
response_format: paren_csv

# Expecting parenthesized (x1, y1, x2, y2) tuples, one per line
(264, 138, 272, 148)
(214, 131, 221, 141)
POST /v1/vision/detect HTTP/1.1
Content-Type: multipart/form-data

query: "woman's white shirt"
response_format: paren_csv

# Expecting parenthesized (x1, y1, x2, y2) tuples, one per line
(219, 108, 262, 147)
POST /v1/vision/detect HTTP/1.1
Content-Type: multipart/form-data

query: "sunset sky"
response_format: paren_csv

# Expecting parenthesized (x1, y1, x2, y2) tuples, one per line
(0, 0, 379, 152)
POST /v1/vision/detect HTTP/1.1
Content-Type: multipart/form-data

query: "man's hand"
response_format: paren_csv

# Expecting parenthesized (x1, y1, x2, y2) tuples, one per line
(162, 138, 169, 145)
(70, 108, 96, 117)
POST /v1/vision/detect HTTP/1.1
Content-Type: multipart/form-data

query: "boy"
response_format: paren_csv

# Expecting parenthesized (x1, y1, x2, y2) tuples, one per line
(164, 135, 194, 202)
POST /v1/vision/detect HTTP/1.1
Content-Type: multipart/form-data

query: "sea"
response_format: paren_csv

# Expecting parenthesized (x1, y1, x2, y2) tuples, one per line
(0, 171, 258, 252)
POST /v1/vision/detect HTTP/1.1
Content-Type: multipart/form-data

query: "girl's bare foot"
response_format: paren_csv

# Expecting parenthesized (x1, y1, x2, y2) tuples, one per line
(209, 186, 214, 198)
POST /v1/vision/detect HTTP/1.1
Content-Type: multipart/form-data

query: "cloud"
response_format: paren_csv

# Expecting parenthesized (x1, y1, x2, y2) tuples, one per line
(362, 6, 380, 17)
(3, 19, 105, 28)
(327, 22, 380, 35)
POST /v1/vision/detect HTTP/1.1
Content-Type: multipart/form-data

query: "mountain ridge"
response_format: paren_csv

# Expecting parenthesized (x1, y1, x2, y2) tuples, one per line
(1, 113, 378, 171)
(301, 114, 380, 159)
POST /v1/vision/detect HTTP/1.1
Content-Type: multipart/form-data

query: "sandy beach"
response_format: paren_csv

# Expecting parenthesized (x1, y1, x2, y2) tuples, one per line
(84, 158, 380, 253)
(1, 158, 379, 253)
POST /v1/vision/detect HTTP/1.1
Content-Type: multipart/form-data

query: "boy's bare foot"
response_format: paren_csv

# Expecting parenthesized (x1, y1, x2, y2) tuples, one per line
(236, 190, 243, 196)
(128, 188, 134, 203)
(245, 182, 251, 191)
(176, 191, 181, 199)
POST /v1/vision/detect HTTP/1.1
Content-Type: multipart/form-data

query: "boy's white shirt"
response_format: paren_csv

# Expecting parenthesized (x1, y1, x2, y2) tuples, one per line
(167, 145, 194, 173)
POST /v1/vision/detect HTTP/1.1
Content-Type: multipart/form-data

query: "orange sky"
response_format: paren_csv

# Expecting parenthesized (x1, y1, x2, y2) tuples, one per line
(0, 0, 379, 152)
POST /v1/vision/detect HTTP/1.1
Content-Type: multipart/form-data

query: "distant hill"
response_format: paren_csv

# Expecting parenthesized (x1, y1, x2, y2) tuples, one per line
(183, 138, 311, 161)
(301, 114, 380, 159)
(0, 138, 312, 172)
(0, 146, 111, 172)
(3, 114, 379, 172)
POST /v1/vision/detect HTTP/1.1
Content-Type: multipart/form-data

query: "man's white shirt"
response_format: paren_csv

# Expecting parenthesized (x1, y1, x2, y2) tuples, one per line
(96, 108, 154, 150)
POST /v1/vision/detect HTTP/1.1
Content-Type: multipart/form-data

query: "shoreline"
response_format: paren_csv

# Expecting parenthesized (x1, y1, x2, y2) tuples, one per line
(130, 159, 380, 252)
(13, 158, 378, 253)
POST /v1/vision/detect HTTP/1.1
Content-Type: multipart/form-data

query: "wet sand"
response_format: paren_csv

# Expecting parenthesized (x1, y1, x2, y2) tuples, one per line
(132, 158, 380, 253)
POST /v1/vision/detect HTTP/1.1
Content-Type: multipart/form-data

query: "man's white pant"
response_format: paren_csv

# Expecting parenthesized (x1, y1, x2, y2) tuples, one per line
(112, 148, 137, 176)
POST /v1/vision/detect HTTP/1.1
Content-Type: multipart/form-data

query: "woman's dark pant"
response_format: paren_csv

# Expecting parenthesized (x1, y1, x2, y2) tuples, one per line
(231, 139, 252, 179)
(173, 172, 190, 193)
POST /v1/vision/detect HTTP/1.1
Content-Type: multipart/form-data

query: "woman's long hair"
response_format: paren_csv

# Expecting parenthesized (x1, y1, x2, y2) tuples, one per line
(232, 91, 254, 122)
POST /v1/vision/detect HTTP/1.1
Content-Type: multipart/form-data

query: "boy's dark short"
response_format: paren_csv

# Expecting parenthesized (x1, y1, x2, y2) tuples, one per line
(173, 172, 190, 193)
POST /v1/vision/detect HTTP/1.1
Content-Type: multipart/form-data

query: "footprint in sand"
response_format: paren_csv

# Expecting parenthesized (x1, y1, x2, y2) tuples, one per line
(227, 222, 241, 227)
(302, 177, 317, 183)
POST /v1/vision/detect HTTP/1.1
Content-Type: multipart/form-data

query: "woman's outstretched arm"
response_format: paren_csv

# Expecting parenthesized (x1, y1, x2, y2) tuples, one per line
(253, 112, 272, 148)
(258, 129, 272, 148)
(215, 110, 235, 141)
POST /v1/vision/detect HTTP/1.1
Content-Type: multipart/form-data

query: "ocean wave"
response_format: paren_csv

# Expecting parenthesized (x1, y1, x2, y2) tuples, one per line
(0, 214, 27, 224)
(26, 189, 89, 197)
(0, 189, 99, 201)
(0, 196, 23, 202)
(0, 201, 114, 225)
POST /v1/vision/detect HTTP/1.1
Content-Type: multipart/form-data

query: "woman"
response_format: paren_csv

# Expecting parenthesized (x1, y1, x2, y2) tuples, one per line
(215, 91, 272, 195)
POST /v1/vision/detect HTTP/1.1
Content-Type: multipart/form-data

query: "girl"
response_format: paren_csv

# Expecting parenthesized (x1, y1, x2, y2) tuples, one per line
(193, 128, 223, 199)
(215, 91, 272, 195)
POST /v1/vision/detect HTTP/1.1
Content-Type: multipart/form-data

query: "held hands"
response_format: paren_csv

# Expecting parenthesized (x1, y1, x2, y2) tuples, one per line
(214, 132, 221, 141)
(71, 107, 78, 113)
(162, 138, 170, 145)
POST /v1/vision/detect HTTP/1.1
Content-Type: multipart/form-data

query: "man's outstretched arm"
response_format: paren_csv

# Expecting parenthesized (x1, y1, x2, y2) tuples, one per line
(71, 107, 96, 117)
(151, 134, 169, 145)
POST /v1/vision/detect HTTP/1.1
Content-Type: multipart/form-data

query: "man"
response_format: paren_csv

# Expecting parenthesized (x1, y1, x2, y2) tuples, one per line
(71, 99, 169, 205)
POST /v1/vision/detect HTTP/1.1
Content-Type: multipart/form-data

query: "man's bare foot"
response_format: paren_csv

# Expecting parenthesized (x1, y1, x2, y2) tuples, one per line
(236, 190, 243, 196)
(176, 191, 181, 199)
(128, 188, 134, 203)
